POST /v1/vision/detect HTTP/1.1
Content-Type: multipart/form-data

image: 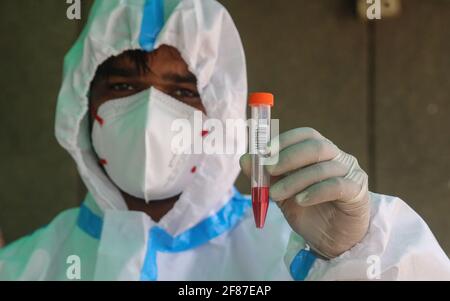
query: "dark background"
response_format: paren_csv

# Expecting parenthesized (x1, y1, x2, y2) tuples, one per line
(0, 0, 449, 254)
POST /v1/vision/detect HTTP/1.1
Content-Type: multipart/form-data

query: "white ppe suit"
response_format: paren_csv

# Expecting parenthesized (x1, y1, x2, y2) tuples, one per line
(0, 0, 449, 280)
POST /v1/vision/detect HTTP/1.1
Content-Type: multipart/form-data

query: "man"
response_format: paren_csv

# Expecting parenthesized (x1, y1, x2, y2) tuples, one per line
(0, 0, 449, 280)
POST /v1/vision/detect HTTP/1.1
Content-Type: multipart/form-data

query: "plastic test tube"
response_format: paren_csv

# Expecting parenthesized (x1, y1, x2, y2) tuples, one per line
(248, 92, 274, 229)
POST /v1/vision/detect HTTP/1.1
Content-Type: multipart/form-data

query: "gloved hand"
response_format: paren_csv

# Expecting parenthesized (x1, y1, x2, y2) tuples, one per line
(240, 127, 370, 259)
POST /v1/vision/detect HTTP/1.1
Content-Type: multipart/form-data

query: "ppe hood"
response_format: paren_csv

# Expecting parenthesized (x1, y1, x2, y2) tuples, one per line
(55, 0, 247, 235)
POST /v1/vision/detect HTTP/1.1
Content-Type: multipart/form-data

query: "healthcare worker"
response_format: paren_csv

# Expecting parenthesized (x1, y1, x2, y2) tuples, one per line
(0, 0, 449, 281)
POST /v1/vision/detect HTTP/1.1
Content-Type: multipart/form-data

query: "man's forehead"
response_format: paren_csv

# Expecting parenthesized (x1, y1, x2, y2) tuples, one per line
(98, 47, 191, 76)
(106, 50, 149, 69)
(92, 46, 197, 85)
(110, 46, 182, 66)
(93, 49, 149, 80)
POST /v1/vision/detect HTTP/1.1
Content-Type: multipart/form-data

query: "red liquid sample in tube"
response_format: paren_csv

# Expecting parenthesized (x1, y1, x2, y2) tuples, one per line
(249, 92, 274, 229)
(251, 186, 270, 228)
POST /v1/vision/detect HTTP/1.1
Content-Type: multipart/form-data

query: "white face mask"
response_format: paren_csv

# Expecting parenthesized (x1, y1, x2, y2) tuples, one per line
(91, 87, 203, 202)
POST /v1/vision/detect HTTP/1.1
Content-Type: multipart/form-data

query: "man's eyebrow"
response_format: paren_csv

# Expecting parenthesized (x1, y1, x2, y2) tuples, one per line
(162, 72, 197, 84)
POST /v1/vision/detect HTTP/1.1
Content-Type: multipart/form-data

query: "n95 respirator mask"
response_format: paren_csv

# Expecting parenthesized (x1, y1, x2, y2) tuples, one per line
(91, 87, 202, 202)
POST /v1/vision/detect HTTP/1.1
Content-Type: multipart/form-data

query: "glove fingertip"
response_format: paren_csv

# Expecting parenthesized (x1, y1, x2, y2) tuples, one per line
(295, 191, 309, 206)
(239, 154, 252, 178)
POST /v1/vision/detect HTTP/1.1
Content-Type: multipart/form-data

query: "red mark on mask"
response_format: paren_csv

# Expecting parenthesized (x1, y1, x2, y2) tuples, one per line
(95, 114, 104, 126)
(201, 130, 209, 137)
(190, 166, 197, 173)
(99, 159, 108, 166)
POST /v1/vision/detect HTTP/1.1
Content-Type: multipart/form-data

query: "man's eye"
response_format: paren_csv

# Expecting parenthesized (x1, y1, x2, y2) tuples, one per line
(110, 83, 135, 91)
(172, 89, 199, 98)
